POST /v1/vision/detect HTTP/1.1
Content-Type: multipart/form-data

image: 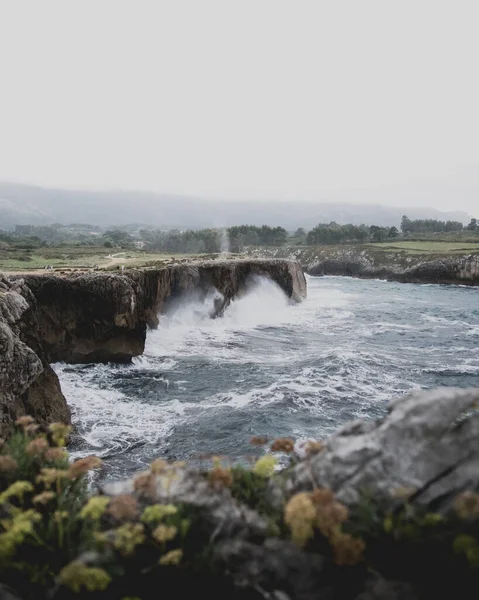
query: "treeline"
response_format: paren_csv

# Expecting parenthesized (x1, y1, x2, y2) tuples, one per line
(306, 223, 398, 245)
(139, 225, 288, 253)
(400, 215, 467, 233)
(1, 217, 478, 254)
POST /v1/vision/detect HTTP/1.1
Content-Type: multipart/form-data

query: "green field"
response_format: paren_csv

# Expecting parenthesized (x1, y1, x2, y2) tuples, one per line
(0, 246, 207, 272)
(366, 241, 479, 255)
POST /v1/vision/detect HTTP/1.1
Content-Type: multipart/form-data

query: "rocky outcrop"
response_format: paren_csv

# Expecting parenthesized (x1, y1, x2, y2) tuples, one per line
(99, 387, 479, 600)
(250, 246, 479, 285)
(0, 274, 70, 438)
(0, 260, 305, 434)
(21, 259, 306, 364)
(271, 387, 479, 510)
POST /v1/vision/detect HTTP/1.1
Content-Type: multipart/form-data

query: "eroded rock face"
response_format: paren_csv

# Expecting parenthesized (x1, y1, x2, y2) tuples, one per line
(0, 274, 69, 438)
(1, 260, 305, 434)
(21, 259, 306, 364)
(271, 387, 479, 510)
(250, 246, 479, 285)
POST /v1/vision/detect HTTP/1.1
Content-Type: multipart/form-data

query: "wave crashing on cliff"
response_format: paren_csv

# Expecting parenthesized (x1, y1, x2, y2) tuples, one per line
(55, 276, 479, 481)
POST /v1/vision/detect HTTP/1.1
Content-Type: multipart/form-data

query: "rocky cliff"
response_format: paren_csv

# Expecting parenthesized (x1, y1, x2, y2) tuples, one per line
(251, 246, 479, 285)
(0, 275, 70, 438)
(0, 259, 306, 436)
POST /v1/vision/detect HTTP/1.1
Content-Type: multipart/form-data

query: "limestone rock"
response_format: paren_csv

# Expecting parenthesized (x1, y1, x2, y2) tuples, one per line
(0, 273, 69, 438)
(271, 388, 479, 509)
(21, 259, 306, 364)
(103, 464, 268, 541)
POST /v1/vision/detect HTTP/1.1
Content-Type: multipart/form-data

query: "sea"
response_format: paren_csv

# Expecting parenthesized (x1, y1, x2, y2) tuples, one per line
(54, 275, 479, 481)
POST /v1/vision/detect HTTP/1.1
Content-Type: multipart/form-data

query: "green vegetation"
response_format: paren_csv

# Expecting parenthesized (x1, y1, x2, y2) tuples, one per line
(365, 241, 479, 255)
(1, 423, 479, 599)
(1, 214, 479, 273)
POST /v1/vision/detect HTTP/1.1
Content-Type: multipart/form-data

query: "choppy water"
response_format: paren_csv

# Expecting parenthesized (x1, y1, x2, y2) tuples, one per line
(55, 276, 479, 481)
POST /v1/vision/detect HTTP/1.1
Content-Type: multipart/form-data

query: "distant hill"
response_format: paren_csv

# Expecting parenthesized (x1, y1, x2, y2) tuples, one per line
(0, 181, 472, 230)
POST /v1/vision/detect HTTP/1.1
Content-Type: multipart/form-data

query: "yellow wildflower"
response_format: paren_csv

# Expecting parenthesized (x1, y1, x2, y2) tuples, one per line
(141, 504, 178, 524)
(80, 496, 110, 520)
(153, 524, 178, 544)
(59, 561, 111, 593)
(0, 481, 34, 504)
(383, 516, 394, 533)
(113, 523, 145, 555)
(423, 513, 444, 526)
(48, 423, 72, 447)
(284, 492, 316, 547)
(150, 459, 168, 474)
(33, 491, 56, 505)
(159, 548, 183, 565)
(36, 468, 70, 488)
(54, 510, 69, 523)
(0, 510, 41, 561)
(252, 454, 277, 478)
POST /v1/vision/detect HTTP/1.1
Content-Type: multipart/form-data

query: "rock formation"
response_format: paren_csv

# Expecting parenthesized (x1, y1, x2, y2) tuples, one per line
(0, 259, 306, 436)
(99, 387, 479, 600)
(269, 387, 479, 511)
(251, 246, 479, 285)
(20, 259, 306, 364)
(0, 274, 70, 438)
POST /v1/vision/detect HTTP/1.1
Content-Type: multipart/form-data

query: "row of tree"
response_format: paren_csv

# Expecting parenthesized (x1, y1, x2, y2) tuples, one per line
(306, 223, 399, 245)
(400, 215, 477, 233)
(138, 225, 288, 253)
(2, 217, 478, 253)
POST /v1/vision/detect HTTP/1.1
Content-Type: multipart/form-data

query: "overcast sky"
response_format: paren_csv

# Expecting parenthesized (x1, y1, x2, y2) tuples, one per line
(0, 0, 477, 211)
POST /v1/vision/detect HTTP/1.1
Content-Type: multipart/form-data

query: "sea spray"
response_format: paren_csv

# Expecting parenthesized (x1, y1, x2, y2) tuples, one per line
(220, 228, 230, 255)
(55, 277, 479, 481)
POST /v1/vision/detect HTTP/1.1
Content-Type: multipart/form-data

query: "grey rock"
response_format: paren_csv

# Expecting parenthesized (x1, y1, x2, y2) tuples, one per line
(214, 539, 328, 600)
(354, 575, 419, 600)
(104, 465, 268, 541)
(272, 388, 479, 509)
(0, 273, 69, 438)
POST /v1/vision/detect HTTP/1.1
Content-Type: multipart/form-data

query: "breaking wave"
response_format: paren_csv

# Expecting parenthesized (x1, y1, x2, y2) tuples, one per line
(55, 276, 479, 481)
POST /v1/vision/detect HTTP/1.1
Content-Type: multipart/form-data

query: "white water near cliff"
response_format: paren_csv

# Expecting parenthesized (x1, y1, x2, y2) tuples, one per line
(55, 276, 479, 481)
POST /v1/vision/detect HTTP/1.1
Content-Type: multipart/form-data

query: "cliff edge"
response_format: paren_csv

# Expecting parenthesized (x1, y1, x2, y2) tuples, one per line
(0, 259, 306, 436)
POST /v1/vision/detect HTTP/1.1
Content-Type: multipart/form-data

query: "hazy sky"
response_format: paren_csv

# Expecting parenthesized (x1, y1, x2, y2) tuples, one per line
(0, 1, 477, 211)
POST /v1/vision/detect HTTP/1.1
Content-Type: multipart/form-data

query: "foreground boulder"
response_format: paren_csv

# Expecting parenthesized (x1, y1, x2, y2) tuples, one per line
(270, 387, 479, 511)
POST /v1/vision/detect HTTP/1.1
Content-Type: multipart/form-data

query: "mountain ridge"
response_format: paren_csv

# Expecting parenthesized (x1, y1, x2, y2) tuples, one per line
(0, 181, 472, 230)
